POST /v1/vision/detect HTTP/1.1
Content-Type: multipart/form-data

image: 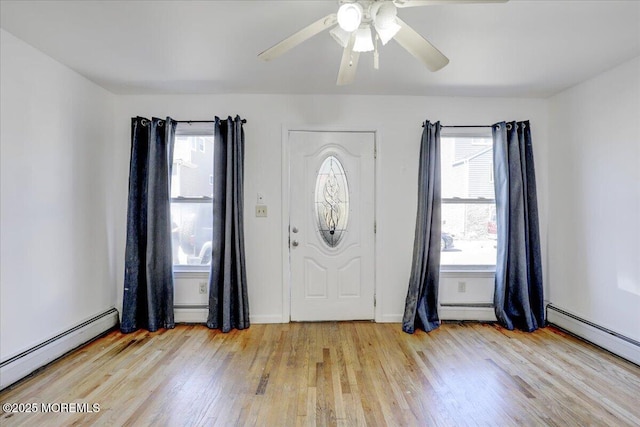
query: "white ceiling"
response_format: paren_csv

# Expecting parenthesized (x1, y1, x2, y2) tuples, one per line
(1, 0, 639, 98)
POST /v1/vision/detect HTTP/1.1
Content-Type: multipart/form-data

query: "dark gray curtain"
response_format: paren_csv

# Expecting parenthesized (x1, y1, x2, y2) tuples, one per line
(207, 116, 249, 332)
(121, 117, 176, 333)
(403, 121, 442, 334)
(492, 121, 544, 332)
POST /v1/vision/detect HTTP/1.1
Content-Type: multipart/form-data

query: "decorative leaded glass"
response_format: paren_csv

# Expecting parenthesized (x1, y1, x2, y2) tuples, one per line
(315, 156, 349, 247)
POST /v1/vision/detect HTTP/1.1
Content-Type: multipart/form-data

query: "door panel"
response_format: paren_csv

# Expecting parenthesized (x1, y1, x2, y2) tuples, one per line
(338, 258, 361, 297)
(290, 131, 375, 321)
(304, 258, 328, 298)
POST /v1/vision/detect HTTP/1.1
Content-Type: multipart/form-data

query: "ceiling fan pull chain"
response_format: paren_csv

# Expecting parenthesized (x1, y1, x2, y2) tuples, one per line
(374, 35, 380, 70)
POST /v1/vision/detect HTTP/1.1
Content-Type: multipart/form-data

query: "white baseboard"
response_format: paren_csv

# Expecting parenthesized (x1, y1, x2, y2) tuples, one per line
(440, 305, 497, 322)
(547, 304, 640, 366)
(379, 314, 403, 323)
(250, 314, 286, 324)
(0, 308, 118, 390)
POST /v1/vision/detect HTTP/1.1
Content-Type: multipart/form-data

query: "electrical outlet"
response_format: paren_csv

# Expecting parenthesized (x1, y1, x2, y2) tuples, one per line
(256, 205, 268, 217)
(199, 282, 207, 294)
(457, 281, 466, 293)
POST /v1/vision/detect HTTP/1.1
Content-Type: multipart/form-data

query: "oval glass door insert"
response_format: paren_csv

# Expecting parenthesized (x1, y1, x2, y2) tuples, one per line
(315, 155, 349, 247)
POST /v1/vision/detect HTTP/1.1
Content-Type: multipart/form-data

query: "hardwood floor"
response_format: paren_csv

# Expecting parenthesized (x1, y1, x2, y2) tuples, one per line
(1, 322, 639, 426)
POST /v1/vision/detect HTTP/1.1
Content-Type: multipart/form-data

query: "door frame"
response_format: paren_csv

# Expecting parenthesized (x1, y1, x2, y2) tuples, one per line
(281, 125, 380, 322)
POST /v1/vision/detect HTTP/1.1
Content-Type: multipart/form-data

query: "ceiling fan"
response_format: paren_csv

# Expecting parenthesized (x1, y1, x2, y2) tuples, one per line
(258, 0, 508, 85)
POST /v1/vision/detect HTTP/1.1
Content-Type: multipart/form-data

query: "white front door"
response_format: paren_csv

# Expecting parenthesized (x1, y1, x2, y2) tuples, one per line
(289, 131, 375, 321)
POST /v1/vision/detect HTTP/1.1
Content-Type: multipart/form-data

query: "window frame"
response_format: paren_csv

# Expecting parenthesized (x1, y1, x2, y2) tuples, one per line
(171, 123, 215, 274)
(440, 129, 496, 273)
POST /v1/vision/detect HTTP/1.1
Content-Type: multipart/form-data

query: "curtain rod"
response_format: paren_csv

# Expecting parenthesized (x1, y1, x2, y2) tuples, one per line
(425, 123, 524, 130)
(443, 125, 492, 128)
(177, 119, 247, 124)
(423, 124, 493, 128)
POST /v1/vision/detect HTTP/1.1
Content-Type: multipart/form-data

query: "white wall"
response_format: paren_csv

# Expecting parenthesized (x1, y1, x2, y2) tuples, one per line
(0, 30, 116, 360)
(548, 57, 640, 342)
(114, 94, 549, 323)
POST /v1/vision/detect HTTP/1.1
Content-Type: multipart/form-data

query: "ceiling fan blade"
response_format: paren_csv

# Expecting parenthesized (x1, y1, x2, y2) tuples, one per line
(395, 0, 508, 8)
(393, 17, 449, 72)
(258, 13, 337, 61)
(337, 35, 360, 86)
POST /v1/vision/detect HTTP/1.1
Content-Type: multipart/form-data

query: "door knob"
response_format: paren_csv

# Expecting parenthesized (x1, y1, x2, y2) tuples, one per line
(291, 240, 299, 247)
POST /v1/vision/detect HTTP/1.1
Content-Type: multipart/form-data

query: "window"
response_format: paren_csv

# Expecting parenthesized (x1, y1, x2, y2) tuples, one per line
(171, 123, 214, 270)
(315, 155, 350, 247)
(440, 131, 496, 270)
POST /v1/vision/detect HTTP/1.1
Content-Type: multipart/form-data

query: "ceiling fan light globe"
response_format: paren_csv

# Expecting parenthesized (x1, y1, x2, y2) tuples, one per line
(375, 20, 401, 45)
(371, 1, 398, 29)
(353, 26, 375, 52)
(337, 3, 363, 32)
(330, 26, 351, 48)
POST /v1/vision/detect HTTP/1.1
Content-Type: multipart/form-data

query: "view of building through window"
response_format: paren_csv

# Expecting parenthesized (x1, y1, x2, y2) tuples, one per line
(171, 133, 214, 268)
(440, 134, 497, 268)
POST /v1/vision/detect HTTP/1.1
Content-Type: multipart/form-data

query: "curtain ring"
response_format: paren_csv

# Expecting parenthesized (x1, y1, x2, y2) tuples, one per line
(141, 119, 149, 126)
(506, 123, 513, 130)
(158, 121, 164, 127)
(521, 122, 526, 129)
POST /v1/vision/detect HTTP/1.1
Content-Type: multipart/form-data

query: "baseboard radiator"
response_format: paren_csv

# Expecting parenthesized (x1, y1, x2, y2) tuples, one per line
(0, 308, 119, 390)
(546, 304, 640, 366)
(439, 303, 497, 322)
(175, 305, 284, 324)
(174, 305, 208, 323)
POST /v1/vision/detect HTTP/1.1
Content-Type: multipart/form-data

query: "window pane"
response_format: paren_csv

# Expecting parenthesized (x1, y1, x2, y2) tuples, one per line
(315, 156, 350, 247)
(171, 136, 214, 198)
(441, 136, 494, 200)
(441, 203, 496, 266)
(171, 202, 213, 266)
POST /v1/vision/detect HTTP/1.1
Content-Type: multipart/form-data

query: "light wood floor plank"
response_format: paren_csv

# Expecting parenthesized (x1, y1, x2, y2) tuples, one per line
(2, 322, 639, 426)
